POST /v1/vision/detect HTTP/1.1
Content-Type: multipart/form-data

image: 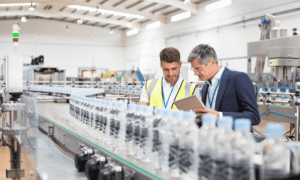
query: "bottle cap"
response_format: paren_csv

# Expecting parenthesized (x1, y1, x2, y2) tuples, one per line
(218, 116, 233, 129)
(144, 106, 153, 113)
(106, 101, 112, 107)
(202, 114, 217, 125)
(155, 108, 163, 116)
(162, 109, 173, 117)
(135, 105, 144, 112)
(119, 103, 127, 109)
(128, 104, 136, 110)
(172, 110, 184, 119)
(266, 123, 284, 136)
(183, 111, 196, 120)
(235, 119, 251, 131)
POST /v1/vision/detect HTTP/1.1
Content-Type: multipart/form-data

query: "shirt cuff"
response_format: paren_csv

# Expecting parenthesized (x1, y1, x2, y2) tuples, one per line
(218, 112, 223, 119)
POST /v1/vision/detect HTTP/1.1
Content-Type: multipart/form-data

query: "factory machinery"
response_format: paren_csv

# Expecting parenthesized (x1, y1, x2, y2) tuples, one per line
(248, 14, 300, 141)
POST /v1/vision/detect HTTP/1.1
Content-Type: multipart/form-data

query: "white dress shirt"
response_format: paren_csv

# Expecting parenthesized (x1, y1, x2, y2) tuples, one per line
(205, 66, 225, 118)
(140, 76, 201, 109)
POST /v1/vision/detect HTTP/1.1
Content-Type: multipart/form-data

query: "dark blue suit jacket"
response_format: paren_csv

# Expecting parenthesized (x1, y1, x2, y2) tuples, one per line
(201, 67, 260, 127)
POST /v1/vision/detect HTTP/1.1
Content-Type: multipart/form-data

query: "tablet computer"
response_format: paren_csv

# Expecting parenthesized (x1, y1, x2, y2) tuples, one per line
(173, 95, 206, 111)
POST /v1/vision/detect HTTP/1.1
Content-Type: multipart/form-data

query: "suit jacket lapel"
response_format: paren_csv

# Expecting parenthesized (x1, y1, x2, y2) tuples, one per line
(202, 83, 209, 105)
(215, 68, 230, 111)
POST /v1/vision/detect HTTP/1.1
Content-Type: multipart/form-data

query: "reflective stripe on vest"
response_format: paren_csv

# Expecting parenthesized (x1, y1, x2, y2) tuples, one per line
(146, 78, 196, 110)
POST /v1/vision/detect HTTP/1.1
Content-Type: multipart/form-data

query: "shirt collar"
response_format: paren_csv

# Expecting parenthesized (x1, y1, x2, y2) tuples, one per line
(162, 75, 183, 88)
(206, 66, 225, 86)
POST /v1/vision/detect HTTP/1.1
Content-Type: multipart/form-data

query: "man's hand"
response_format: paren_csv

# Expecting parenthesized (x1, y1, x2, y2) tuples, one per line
(194, 107, 219, 118)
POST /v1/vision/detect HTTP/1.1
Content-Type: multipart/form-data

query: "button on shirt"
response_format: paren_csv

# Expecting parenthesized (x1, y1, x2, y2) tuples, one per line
(206, 66, 225, 118)
(140, 76, 201, 109)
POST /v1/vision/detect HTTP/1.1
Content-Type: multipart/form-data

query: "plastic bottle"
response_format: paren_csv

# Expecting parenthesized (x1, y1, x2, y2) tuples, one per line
(100, 100, 109, 143)
(89, 99, 96, 137)
(125, 104, 136, 156)
(159, 109, 173, 173)
(179, 111, 197, 180)
(169, 110, 184, 178)
(108, 102, 117, 147)
(213, 116, 234, 180)
(140, 106, 154, 163)
(152, 108, 164, 170)
(133, 105, 144, 158)
(198, 114, 217, 180)
(80, 96, 85, 131)
(105, 101, 114, 145)
(261, 123, 290, 180)
(94, 99, 101, 141)
(99, 100, 106, 142)
(115, 102, 127, 153)
(232, 119, 255, 180)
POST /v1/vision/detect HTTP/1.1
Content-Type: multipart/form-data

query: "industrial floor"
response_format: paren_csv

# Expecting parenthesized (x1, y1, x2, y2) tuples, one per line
(0, 102, 294, 180)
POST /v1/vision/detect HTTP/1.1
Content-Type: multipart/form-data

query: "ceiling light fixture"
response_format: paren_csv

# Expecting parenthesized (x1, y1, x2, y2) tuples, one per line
(205, 0, 232, 11)
(127, 20, 132, 28)
(68, 5, 144, 19)
(184, 0, 191, 5)
(146, 21, 161, 30)
(0, 3, 37, 7)
(21, 15, 27, 22)
(171, 11, 191, 22)
(28, 2, 35, 11)
(77, 18, 83, 24)
(126, 29, 139, 36)
(66, 25, 69, 31)
(109, 28, 114, 34)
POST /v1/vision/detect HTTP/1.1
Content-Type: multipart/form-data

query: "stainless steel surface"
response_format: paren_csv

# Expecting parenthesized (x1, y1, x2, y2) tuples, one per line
(4, 55, 23, 93)
(296, 106, 299, 141)
(248, 35, 300, 56)
(269, 58, 300, 67)
(271, 29, 287, 39)
(268, 47, 299, 59)
(258, 104, 296, 124)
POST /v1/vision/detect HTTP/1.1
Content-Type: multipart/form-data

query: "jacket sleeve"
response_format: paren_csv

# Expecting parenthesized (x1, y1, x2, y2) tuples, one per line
(222, 73, 260, 126)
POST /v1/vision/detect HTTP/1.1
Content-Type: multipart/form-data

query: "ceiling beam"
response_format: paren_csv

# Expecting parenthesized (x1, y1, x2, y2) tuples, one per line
(0, 10, 142, 30)
(0, 0, 167, 23)
(143, 0, 198, 14)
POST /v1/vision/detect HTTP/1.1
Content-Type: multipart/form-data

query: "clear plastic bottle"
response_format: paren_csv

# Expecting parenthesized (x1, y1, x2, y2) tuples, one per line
(75, 96, 81, 130)
(89, 99, 96, 137)
(198, 114, 217, 180)
(133, 105, 144, 158)
(104, 101, 113, 145)
(140, 106, 154, 163)
(110, 102, 120, 149)
(80, 96, 85, 131)
(213, 116, 234, 180)
(94, 99, 102, 141)
(125, 104, 136, 156)
(159, 109, 173, 173)
(100, 100, 109, 143)
(115, 102, 127, 153)
(261, 123, 290, 180)
(169, 110, 184, 178)
(179, 111, 197, 180)
(231, 119, 255, 180)
(98, 100, 106, 142)
(152, 108, 164, 170)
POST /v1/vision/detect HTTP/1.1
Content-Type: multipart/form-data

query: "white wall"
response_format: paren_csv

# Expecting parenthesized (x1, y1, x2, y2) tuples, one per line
(124, 0, 300, 81)
(0, 19, 126, 77)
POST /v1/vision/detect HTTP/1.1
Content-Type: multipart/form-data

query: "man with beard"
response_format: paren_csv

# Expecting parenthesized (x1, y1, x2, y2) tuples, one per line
(139, 47, 199, 110)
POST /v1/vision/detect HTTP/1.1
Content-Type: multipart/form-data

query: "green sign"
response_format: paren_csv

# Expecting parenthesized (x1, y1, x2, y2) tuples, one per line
(12, 33, 19, 38)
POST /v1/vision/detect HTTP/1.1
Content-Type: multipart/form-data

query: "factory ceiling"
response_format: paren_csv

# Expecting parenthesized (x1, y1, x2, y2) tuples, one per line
(0, 0, 208, 31)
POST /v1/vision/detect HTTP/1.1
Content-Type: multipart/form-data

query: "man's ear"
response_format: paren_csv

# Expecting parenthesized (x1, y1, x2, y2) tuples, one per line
(209, 59, 215, 65)
(179, 61, 182, 68)
(160, 62, 162, 69)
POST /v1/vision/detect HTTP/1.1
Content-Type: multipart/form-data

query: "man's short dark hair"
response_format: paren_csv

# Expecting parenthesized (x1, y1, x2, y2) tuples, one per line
(160, 47, 180, 63)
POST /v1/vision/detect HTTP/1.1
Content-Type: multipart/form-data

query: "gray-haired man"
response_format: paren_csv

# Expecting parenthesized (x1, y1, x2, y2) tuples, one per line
(188, 44, 260, 128)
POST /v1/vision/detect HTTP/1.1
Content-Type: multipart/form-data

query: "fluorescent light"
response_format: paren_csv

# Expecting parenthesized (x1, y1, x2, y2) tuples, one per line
(126, 29, 139, 36)
(146, 21, 161, 30)
(0, 3, 36, 7)
(171, 11, 191, 22)
(28, 2, 35, 11)
(77, 18, 83, 25)
(205, 0, 232, 11)
(184, 0, 191, 4)
(68, 5, 144, 19)
(127, 21, 132, 28)
(109, 28, 114, 34)
(21, 15, 27, 22)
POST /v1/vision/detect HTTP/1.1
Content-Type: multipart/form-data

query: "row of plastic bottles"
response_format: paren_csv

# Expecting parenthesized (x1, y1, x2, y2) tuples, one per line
(69, 95, 291, 180)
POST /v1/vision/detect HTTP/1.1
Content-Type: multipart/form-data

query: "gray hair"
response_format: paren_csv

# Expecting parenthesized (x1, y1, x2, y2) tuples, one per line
(187, 44, 218, 65)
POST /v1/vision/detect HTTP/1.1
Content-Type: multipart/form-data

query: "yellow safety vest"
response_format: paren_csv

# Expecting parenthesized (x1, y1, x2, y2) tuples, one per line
(146, 77, 197, 110)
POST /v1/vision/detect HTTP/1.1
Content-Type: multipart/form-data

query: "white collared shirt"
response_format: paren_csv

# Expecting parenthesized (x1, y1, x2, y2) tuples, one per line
(140, 76, 201, 109)
(206, 66, 225, 117)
